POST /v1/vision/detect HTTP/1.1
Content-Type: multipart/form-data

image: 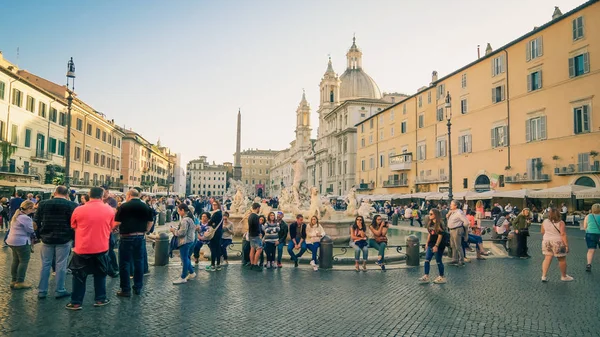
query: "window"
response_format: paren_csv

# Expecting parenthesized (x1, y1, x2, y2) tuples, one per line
(85, 150, 91, 163)
(49, 137, 57, 153)
(86, 123, 92, 136)
(379, 154, 385, 168)
(379, 115, 384, 124)
(370, 119, 373, 129)
(461, 74, 467, 88)
(492, 85, 506, 103)
(101, 155, 106, 167)
(10, 125, 18, 145)
(526, 37, 543, 61)
(416, 143, 426, 161)
(436, 107, 444, 122)
(49, 108, 58, 123)
(401, 121, 407, 134)
(24, 129, 31, 148)
(94, 152, 99, 165)
(369, 135, 373, 144)
(458, 134, 472, 154)
(390, 127, 395, 136)
(102, 131, 107, 142)
(436, 139, 447, 158)
(58, 141, 65, 156)
(418, 114, 424, 128)
(379, 130, 384, 140)
(527, 71, 542, 91)
(403, 105, 406, 114)
(361, 160, 365, 171)
(74, 147, 81, 161)
(418, 96, 422, 108)
(573, 105, 590, 134)
(436, 84, 445, 100)
(38, 102, 47, 118)
(0, 121, 4, 141)
(427, 91, 431, 104)
(12, 89, 23, 107)
(390, 110, 394, 120)
(569, 53, 590, 78)
(26, 96, 35, 112)
(456, 99, 467, 115)
(107, 135, 112, 144)
(59, 112, 67, 126)
(572, 16, 584, 41)
(96, 128, 101, 139)
(0, 81, 5, 100)
(526, 116, 546, 142)
(492, 55, 505, 77)
(76, 118, 83, 131)
(369, 157, 374, 170)
(491, 125, 508, 148)
(578, 152, 590, 171)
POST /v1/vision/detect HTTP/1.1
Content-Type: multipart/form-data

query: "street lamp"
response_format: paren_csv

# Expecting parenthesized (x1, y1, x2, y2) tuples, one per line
(64, 57, 75, 189)
(445, 91, 453, 201)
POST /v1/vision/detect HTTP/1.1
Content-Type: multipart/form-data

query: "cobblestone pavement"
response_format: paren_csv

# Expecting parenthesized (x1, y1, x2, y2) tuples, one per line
(0, 226, 598, 337)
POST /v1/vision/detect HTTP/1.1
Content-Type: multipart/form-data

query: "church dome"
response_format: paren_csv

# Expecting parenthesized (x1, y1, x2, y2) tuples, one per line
(339, 69, 381, 101)
(338, 37, 382, 101)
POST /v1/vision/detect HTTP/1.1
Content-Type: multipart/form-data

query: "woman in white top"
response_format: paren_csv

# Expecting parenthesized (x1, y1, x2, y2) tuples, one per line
(305, 216, 325, 271)
(541, 208, 573, 282)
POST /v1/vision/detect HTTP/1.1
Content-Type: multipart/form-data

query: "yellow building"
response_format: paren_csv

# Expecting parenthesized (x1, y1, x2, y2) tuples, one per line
(240, 149, 277, 197)
(356, 1, 600, 196)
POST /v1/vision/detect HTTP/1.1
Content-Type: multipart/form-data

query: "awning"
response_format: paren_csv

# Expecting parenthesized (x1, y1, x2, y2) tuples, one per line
(528, 185, 593, 199)
(574, 187, 600, 199)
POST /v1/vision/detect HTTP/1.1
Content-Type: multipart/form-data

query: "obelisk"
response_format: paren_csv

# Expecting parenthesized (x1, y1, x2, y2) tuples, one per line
(233, 109, 242, 181)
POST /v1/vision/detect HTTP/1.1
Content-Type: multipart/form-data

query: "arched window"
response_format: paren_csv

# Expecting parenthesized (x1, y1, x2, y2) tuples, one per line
(330, 91, 334, 102)
(474, 175, 491, 192)
(575, 176, 596, 187)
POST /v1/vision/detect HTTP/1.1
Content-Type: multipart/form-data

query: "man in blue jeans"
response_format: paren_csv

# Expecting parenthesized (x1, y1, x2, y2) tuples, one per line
(287, 214, 307, 267)
(276, 212, 288, 268)
(34, 186, 78, 299)
(114, 189, 153, 297)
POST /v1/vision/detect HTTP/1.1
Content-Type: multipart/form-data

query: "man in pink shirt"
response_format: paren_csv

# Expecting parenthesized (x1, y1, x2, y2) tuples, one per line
(66, 187, 115, 311)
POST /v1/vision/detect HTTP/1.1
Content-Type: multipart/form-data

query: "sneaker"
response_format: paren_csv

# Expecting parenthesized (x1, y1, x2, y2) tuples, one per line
(116, 291, 131, 297)
(216, 265, 222, 271)
(206, 266, 216, 272)
(93, 299, 111, 307)
(65, 303, 82, 311)
(433, 276, 447, 284)
(9, 281, 16, 289)
(310, 260, 316, 267)
(38, 292, 48, 299)
(254, 265, 263, 272)
(541, 276, 548, 282)
(55, 291, 71, 299)
(277, 262, 282, 268)
(463, 257, 471, 263)
(381, 264, 386, 271)
(312, 265, 318, 272)
(51, 272, 56, 277)
(561, 275, 574, 282)
(586, 264, 591, 272)
(186, 273, 197, 280)
(294, 260, 299, 268)
(418, 275, 430, 284)
(12, 282, 32, 290)
(173, 277, 188, 285)
(448, 261, 459, 266)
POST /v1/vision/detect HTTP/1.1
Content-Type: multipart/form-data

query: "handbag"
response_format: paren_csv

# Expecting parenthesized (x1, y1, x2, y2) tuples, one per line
(375, 235, 388, 243)
(202, 219, 223, 241)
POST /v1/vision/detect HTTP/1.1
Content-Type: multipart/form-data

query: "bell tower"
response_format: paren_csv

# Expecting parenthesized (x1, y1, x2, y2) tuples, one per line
(295, 90, 311, 149)
(317, 56, 340, 138)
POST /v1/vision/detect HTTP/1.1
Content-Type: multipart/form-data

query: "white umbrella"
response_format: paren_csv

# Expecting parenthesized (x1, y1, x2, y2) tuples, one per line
(528, 185, 592, 199)
(574, 187, 600, 199)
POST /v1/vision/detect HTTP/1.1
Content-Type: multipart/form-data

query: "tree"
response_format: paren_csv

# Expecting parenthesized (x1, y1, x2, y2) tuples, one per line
(0, 141, 17, 171)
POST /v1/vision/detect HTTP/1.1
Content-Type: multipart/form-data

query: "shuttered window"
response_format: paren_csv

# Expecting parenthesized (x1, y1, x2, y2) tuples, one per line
(572, 16, 584, 41)
(573, 105, 590, 134)
(491, 126, 508, 148)
(525, 116, 546, 142)
(458, 134, 472, 154)
(568, 53, 590, 78)
(526, 37, 543, 61)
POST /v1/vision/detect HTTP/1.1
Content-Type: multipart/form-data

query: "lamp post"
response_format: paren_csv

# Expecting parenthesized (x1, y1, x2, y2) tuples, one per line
(64, 57, 76, 189)
(445, 91, 453, 202)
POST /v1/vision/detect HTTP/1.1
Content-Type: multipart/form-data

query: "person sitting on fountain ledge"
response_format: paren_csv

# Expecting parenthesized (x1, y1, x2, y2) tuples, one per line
(306, 216, 326, 272)
(247, 203, 263, 271)
(287, 214, 307, 267)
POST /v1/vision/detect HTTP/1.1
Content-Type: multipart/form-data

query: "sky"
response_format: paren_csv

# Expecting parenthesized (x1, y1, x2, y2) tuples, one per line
(0, 0, 586, 166)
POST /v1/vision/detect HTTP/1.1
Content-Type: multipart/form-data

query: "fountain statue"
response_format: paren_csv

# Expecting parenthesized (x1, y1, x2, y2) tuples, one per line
(308, 186, 322, 219)
(357, 199, 377, 220)
(228, 179, 251, 216)
(320, 199, 336, 220)
(345, 187, 358, 217)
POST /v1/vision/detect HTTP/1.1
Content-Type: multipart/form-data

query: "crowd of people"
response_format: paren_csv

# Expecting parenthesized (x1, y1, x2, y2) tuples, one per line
(2, 185, 599, 310)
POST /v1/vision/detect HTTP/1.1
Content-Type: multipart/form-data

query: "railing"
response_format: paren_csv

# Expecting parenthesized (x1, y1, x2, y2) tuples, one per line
(505, 173, 551, 183)
(415, 175, 448, 184)
(32, 150, 52, 161)
(389, 153, 412, 171)
(356, 183, 374, 191)
(383, 179, 408, 187)
(554, 163, 600, 176)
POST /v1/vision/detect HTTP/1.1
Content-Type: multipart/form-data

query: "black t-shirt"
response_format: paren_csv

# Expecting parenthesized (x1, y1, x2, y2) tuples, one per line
(115, 199, 153, 234)
(427, 224, 445, 248)
(248, 212, 261, 237)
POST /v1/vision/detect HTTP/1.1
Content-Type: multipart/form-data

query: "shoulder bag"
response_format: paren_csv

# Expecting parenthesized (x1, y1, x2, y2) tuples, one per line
(202, 219, 223, 241)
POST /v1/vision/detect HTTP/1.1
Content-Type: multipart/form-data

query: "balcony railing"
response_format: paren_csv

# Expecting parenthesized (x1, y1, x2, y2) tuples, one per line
(415, 175, 448, 184)
(554, 162, 600, 176)
(389, 153, 412, 171)
(383, 179, 408, 187)
(356, 183, 375, 191)
(32, 150, 52, 161)
(505, 173, 551, 183)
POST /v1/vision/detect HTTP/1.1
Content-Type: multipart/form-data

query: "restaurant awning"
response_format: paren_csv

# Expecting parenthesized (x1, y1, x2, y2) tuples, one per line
(574, 187, 600, 199)
(528, 185, 592, 199)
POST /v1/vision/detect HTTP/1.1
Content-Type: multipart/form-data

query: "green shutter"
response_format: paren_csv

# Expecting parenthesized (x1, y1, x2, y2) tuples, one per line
(540, 116, 547, 140)
(526, 41, 531, 62)
(503, 126, 508, 146)
(0, 81, 5, 100)
(526, 119, 531, 142)
(583, 52, 590, 74)
(24, 129, 31, 148)
(491, 128, 496, 148)
(527, 74, 531, 92)
(538, 37, 543, 56)
(583, 105, 589, 132)
(568, 57, 575, 78)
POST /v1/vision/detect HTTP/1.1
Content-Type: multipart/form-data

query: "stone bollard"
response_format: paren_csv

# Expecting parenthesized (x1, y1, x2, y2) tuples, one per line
(166, 209, 172, 223)
(392, 213, 399, 226)
(319, 235, 334, 270)
(406, 235, 420, 267)
(158, 211, 166, 226)
(507, 231, 519, 257)
(154, 232, 170, 266)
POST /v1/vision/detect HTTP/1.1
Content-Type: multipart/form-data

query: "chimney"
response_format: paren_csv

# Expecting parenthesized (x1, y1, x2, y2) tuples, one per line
(431, 71, 438, 84)
(485, 43, 493, 55)
(477, 45, 481, 59)
(552, 6, 562, 19)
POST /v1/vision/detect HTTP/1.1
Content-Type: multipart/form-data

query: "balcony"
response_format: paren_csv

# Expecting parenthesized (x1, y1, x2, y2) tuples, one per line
(505, 173, 551, 184)
(389, 153, 412, 171)
(31, 150, 52, 162)
(554, 162, 600, 176)
(383, 179, 408, 188)
(415, 175, 448, 185)
(356, 183, 374, 191)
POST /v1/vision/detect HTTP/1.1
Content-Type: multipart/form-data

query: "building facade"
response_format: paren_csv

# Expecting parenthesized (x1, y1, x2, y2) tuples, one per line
(240, 149, 277, 197)
(186, 156, 228, 196)
(356, 1, 600, 195)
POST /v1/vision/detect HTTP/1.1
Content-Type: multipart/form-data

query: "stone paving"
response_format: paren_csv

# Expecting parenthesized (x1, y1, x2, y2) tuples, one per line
(0, 226, 598, 336)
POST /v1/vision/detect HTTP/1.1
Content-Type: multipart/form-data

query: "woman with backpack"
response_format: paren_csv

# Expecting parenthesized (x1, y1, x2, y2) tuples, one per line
(171, 204, 196, 284)
(541, 208, 572, 282)
(419, 208, 447, 284)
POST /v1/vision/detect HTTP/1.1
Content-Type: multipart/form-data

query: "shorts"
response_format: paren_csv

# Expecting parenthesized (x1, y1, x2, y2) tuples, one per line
(585, 233, 600, 249)
(542, 240, 567, 257)
(249, 236, 263, 250)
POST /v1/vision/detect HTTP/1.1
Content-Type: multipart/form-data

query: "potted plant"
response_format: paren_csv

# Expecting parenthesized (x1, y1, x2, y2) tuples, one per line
(552, 155, 560, 174)
(0, 141, 17, 172)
